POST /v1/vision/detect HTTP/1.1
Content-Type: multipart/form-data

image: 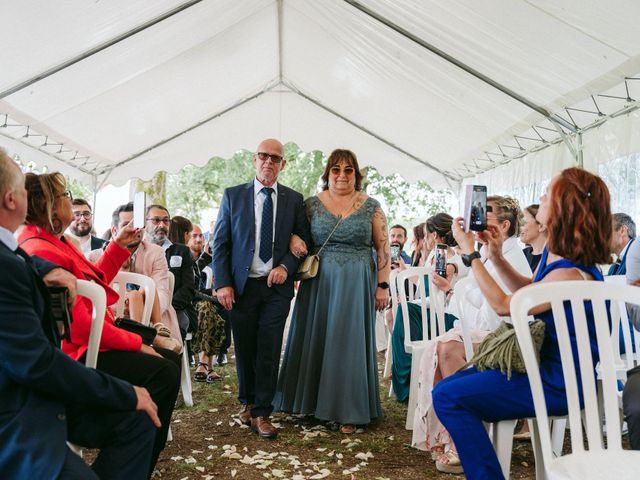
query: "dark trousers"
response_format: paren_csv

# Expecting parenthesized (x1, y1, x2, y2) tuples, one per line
(230, 278, 291, 418)
(217, 307, 232, 357)
(624, 365, 640, 450)
(58, 407, 155, 479)
(93, 348, 181, 475)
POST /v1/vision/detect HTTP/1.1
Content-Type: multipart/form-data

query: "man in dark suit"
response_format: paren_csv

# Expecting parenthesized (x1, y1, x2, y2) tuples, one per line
(145, 204, 196, 339)
(608, 212, 636, 276)
(67, 198, 108, 253)
(0, 149, 159, 479)
(213, 138, 309, 439)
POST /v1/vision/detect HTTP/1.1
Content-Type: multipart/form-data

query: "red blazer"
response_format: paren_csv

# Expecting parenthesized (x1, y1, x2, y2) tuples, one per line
(18, 225, 142, 360)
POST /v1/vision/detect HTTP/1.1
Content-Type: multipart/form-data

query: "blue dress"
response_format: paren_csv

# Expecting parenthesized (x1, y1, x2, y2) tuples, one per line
(273, 196, 382, 425)
(431, 248, 604, 480)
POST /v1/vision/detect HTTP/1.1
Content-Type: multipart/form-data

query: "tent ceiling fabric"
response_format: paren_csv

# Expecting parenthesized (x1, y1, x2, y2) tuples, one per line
(2, 0, 640, 189)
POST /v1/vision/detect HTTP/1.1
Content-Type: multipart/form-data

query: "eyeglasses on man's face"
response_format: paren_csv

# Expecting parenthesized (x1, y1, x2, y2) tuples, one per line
(73, 211, 92, 220)
(146, 217, 171, 225)
(255, 152, 284, 163)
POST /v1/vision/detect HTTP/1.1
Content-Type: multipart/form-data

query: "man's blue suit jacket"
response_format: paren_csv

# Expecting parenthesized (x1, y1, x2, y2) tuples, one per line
(213, 181, 310, 298)
(0, 241, 137, 479)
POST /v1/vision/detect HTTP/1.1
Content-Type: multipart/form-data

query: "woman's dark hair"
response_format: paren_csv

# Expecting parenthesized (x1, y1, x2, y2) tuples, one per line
(546, 167, 611, 265)
(524, 204, 539, 220)
(169, 215, 192, 245)
(487, 195, 523, 237)
(426, 213, 456, 247)
(24, 172, 67, 234)
(413, 222, 426, 242)
(320, 149, 363, 191)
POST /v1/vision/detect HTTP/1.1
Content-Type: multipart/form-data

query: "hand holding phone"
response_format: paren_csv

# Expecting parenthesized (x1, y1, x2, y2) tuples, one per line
(435, 243, 447, 278)
(390, 243, 401, 267)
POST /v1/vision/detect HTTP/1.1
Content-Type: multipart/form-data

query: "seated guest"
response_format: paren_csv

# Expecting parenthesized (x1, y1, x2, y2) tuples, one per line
(66, 198, 107, 255)
(146, 206, 195, 340)
(0, 150, 158, 479)
(609, 212, 636, 275)
(187, 224, 226, 383)
(520, 204, 547, 272)
(391, 213, 465, 402)
(411, 196, 531, 473)
(17, 173, 181, 476)
(106, 202, 182, 352)
(390, 224, 412, 264)
(432, 167, 611, 479)
(410, 222, 426, 266)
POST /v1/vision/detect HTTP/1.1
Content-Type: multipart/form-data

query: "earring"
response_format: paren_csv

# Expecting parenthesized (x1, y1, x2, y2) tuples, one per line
(52, 214, 63, 235)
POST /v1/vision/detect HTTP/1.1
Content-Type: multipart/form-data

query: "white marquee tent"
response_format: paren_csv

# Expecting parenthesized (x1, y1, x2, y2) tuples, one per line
(2, 0, 640, 197)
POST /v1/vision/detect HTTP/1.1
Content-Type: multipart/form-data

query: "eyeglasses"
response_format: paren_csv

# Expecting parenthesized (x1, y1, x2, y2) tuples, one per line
(330, 166, 355, 175)
(73, 212, 92, 220)
(59, 190, 73, 200)
(255, 152, 284, 163)
(146, 217, 171, 225)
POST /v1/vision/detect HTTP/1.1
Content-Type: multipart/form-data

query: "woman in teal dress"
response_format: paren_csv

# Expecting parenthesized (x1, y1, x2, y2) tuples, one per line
(391, 213, 461, 402)
(274, 149, 391, 434)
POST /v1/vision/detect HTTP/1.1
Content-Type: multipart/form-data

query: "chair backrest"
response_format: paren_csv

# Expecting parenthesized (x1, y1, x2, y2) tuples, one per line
(605, 275, 639, 370)
(389, 269, 400, 327)
(77, 280, 106, 368)
(396, 267, 445, 353)
(111, 271, 156, 325)
(202, 265, 213, 290)
(511, 281, 640, 467)
(453, 276, 476, 361)
(167, 271, 175, 298)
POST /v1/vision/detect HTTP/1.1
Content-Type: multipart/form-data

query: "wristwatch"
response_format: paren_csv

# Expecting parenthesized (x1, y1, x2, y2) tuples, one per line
(377, 282, 390, 289)
(461, 251, 482, 267)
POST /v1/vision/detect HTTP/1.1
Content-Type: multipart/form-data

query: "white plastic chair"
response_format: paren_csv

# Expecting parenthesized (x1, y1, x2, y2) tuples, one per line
(69, 280, 107, 456)
(167, 271, 194, 408)
(511, 281, 640, 479)
(397, 267, 445, 429)
(383, 269, 399, 383)
(111, 271, 156, 325)
(77, 280, 107, 369)
(202, 265, 213, 289)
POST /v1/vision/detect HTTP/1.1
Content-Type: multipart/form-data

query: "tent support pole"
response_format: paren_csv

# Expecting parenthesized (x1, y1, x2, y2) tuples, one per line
(277, 0, 284, 82)
(343, 0, 577, 134)
(0, 0, 203, 99)
(282, 79, 459, 183)
(91, 174, 99, 211)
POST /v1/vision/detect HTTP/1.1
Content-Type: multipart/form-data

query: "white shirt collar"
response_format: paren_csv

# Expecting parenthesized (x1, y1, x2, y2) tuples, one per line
(253, 178, 278, 197)
(160, 238, 172, 252)
(620, 238, 633, 259)
(0, 225, 18, 251)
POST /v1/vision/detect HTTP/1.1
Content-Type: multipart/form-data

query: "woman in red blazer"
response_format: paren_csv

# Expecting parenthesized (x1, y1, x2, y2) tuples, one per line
(18, 172, 180, 476)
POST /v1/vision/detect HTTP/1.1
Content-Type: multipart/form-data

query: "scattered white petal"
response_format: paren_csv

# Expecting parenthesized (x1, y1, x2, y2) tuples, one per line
(185, 456, 197, 464)
(192, 450, 203, 454)
(195, 466, 205, 472)
(271, 469, 286, 478)
(231, 469, 237, 478)
(386, 435, 394, 441)
(208, 408, 219, 413)
(171, 456, 184, 461)
(173, 419, 182, 423)
(316, 448, 327, 452)
(354, 451, 374, 461)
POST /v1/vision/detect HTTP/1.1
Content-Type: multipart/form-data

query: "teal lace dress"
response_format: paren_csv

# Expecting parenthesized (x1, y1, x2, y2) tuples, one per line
(273, 196, 382, 425)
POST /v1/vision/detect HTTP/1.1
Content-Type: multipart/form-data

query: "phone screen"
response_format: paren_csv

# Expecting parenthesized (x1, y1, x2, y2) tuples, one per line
(435, 244, 447, 277)
(463, 185, 488, 232)
(390, 244, 401, 263)
(133, 191, 146, 229)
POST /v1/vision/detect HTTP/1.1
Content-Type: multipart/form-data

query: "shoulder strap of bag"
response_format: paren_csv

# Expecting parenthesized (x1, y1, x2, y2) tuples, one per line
(315, 215, 345, 257)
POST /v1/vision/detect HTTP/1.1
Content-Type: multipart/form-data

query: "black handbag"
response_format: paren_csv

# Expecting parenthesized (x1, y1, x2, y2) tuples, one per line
(114, 317, 157, 345)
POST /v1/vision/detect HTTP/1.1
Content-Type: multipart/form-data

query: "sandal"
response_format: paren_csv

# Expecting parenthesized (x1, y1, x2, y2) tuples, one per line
(194, 362, 209, 383)
(435, 451, 463, 474)
(430, 445, 445, 461)
(153, 323, 172, 338)
(206, 369, 222, 383)
(339, 424, 356, 434)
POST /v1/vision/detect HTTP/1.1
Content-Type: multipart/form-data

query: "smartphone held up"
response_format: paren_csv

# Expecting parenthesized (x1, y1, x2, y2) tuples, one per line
(463, 185, 487, 232)
(435, 243, 447, 278)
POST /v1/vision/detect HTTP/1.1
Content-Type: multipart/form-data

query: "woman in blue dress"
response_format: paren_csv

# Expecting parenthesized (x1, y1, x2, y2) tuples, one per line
(432, 167, 612, 479)
(274, 149, 391, 434)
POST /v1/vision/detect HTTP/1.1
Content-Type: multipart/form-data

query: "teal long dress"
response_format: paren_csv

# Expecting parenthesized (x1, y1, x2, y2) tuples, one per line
(273, 196, 382, 425)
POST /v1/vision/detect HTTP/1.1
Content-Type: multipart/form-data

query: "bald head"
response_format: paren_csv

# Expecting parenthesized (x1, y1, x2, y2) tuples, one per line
(0, 149, 23, 198)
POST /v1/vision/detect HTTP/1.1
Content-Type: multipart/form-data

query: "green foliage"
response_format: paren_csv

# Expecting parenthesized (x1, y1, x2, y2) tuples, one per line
(66, 177, 93, 204)
(135, 171, 167, 206)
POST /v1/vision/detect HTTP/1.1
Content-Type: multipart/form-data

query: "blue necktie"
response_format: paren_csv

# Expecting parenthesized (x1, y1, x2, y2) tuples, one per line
(260, 187, 274, 263)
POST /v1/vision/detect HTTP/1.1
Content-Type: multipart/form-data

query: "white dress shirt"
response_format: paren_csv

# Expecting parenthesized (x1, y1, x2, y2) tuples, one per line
(249, 178, 278, 277)
(0, 225, 18, 251)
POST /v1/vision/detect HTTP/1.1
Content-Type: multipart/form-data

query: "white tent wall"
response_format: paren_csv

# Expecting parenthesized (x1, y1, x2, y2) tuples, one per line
(3, 1, 640, 192)
(463, 108, 640, 224)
